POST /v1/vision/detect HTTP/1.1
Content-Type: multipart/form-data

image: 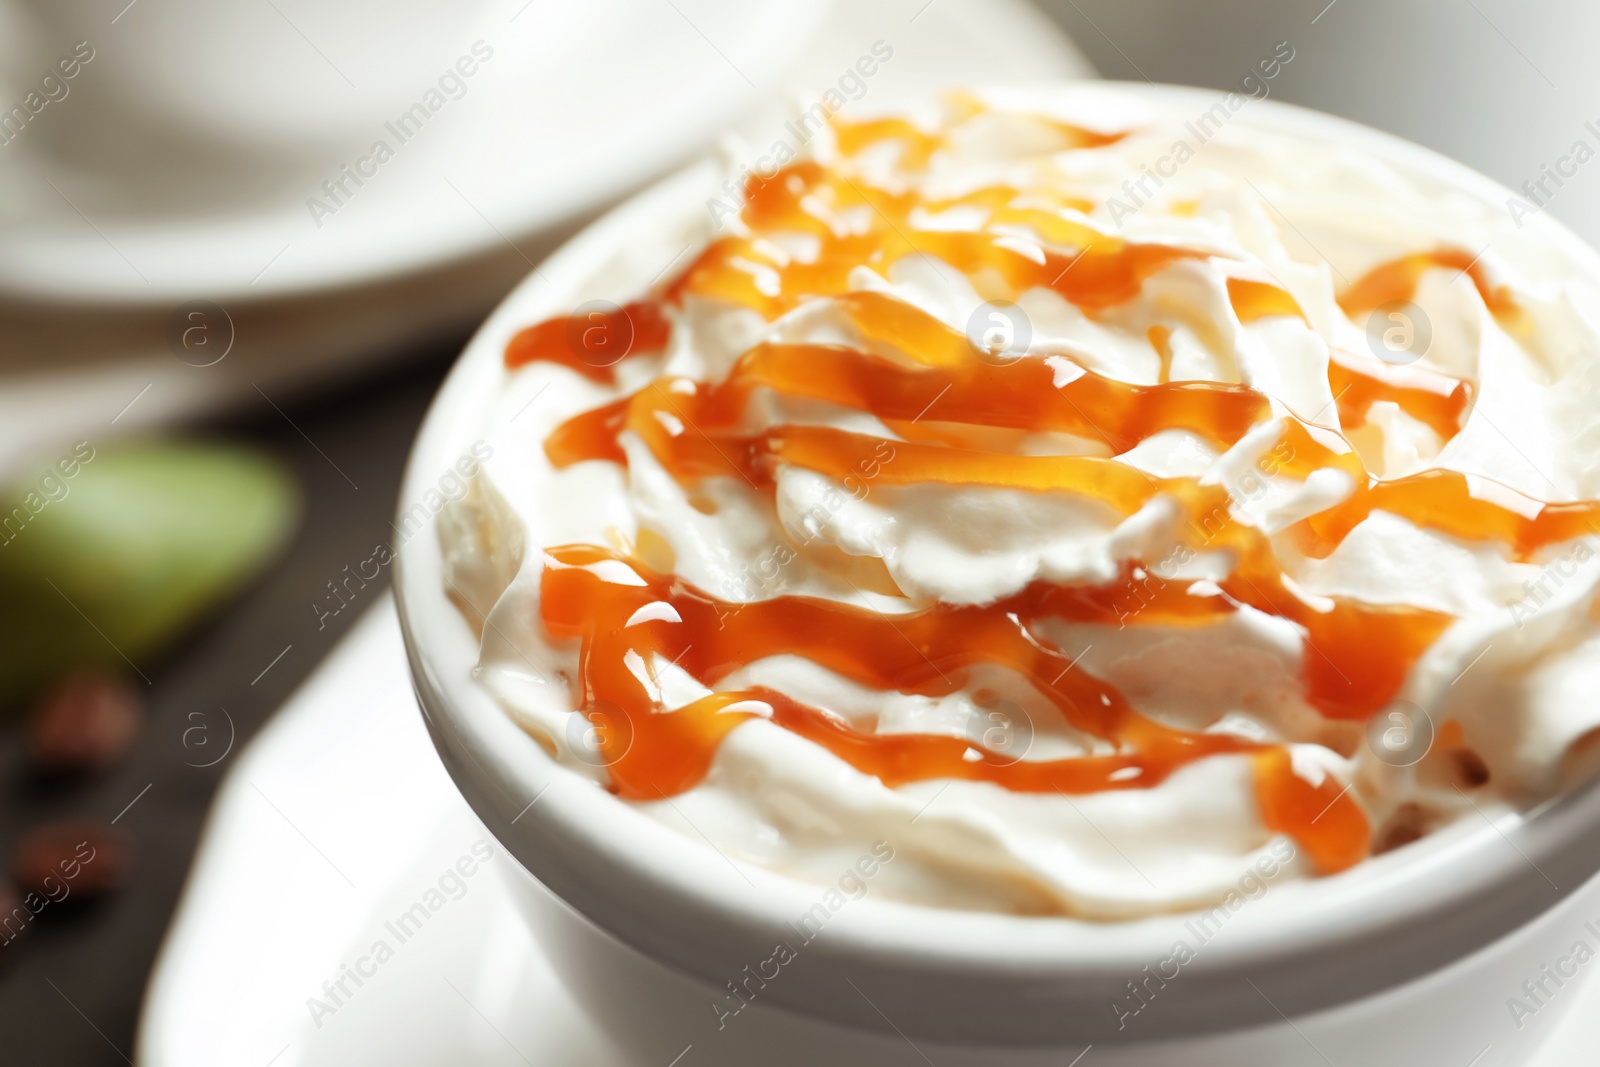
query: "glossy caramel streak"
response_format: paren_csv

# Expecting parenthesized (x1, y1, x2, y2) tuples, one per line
(505, 300, 670, 381)
(738, 341, 1269, 454)
(768, 427, 1158, 506)
(541, 356, 1461, 726)
(1312, 469, 1600, 562)
(671, 161, 1219, 320)
(545, 292, 1271, 462)
(1254, 748, 1370, 874)
(833, 94, 1129, 168)
(538, 352, 1459, 726)
(1339, 248, 1518, 317)
(1327, 346, 1474, 441)
(1227, 277, 1307, 324)
(540, 544, 1369, 872)
(544, 396, 631, 468)
(540, 350, 1266, 470)
(1224, 570, 1453, 723)
(547, 377, 1199, 515)
(1149, 324, 1175, 384)
(831, 116, 945, 170)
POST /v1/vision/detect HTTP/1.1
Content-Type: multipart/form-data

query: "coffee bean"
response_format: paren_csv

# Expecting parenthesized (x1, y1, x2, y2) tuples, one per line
(26, 672, 144, 774)
(0, 882, 26, 948)
(13, 824, 130, 900)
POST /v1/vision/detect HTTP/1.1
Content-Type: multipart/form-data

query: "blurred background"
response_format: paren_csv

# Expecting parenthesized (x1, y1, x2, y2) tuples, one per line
(0, 0, 1587, 1061)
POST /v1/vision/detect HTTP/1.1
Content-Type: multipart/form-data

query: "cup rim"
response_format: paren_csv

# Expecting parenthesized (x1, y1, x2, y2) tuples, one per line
(394, 81, 1600, 1045)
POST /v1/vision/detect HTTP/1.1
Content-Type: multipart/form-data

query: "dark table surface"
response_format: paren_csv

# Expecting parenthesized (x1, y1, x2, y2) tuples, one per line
(0, 343, 461, 1065)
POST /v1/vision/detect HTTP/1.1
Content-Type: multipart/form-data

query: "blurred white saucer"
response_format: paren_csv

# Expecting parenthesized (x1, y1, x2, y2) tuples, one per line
(0, 0, 826, 470)
(136, 597, 615, 1067)
(0, 0, 1091, 469)
(0, 0, 827, 304)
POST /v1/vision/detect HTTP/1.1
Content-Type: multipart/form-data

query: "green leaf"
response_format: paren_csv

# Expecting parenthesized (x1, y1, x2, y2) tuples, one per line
(0, 440, 300, 709)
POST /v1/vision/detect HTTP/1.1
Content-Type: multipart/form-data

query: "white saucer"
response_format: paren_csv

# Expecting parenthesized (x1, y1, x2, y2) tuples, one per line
(136, 597, 616, 1066)
(0, 0, 829, 469)
(0, 0, 829, 304)
(0, 0, 1093, 467)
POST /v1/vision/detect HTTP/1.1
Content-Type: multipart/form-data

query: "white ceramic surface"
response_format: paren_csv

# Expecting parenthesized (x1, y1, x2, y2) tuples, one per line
(1043, 0, 1600, 250)
(6, 0, 499, 147)
(136, 598, 614, 1067)
(0, 0, 1093, 475)
(0, 0, 829, 471)
(135, 597, 1600, 1067)
(0, 0, 830, 303)
(392, 82, 1600, 1064)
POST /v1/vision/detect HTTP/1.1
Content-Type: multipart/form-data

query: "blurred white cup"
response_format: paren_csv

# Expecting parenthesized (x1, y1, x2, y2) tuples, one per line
(1040, 0, 1600, 247)
(3, 0, 496, 147)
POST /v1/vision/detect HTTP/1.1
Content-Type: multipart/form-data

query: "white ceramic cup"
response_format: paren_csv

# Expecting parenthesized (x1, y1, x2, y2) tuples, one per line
(1039, 0, 1600, 249)
(1, 0, 494, 147)
(394, 83, 1600, 1066)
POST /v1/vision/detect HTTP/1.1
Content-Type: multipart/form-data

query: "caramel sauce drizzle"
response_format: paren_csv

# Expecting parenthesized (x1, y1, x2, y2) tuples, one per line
(542, 544, 1368, 876)
(506, 300, 669, 381)
(1227, 277, 1307, 324)
(1339, 248, 1517, 318)
(1326, 346, 1473, 440)
(1148, 324, 1175, 384)
(502, 107, 1577, 883)
(665, 160, 1209, 320)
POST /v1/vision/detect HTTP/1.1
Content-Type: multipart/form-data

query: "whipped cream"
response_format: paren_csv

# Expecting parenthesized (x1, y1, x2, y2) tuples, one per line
(439, 87, 1600, 919)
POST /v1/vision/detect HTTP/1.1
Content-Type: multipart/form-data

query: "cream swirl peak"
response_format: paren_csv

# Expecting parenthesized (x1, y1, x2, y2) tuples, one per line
(439, 89, 1600, 918)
